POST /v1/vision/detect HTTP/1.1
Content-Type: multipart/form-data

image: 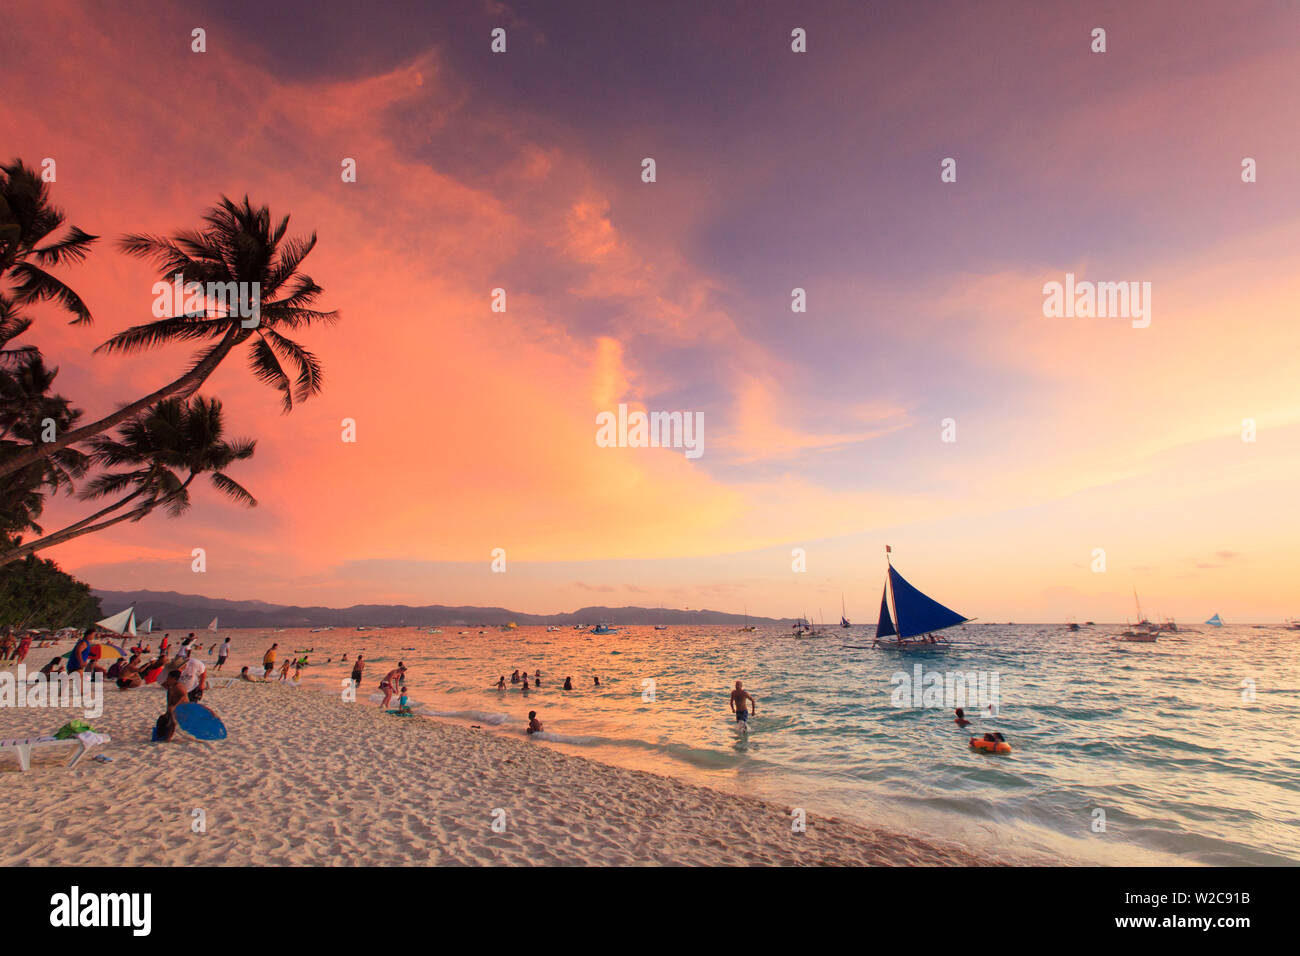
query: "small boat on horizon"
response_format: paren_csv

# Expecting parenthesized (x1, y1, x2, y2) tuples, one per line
(738, 605, 756, 633)
(1120, 588, 1159, 641)
(590, 623, 619, 635)
(840, 594, 851, 628)
(1206, 613, 1224, 627)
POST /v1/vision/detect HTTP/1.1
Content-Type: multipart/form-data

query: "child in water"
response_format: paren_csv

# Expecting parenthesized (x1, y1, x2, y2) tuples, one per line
(526, 711, 543, 735)
(396, 685, 412, 716)
(954, 707, 970, 728)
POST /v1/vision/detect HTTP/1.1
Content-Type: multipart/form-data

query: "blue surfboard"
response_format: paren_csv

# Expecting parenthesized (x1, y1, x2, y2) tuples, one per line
(174, 702, 228, 740)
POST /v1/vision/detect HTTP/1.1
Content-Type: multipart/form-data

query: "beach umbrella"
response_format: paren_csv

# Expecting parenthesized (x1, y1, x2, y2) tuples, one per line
(61, 642, 127, 662)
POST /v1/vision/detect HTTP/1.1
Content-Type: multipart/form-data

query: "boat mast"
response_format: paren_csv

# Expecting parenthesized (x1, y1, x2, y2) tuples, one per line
(885, 545, 903, 639)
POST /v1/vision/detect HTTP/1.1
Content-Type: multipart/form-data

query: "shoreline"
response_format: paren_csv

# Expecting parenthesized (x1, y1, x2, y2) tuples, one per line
(0, 667, 1042, 866)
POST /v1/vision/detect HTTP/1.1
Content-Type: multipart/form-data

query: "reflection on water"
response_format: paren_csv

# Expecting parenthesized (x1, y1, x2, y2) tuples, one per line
(215, 623, 1299, 865)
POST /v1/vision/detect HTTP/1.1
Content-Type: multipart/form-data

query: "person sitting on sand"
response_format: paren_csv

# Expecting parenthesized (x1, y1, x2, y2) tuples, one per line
(239, 666, 254, 682)
(563, 676, 573, 691)
(729, 680, 757, 725)
(395, 686, 413, 716)
(496, 676, 506, 690)
(263, 643, 277, 678)
(954, 707, 971, 728)
(180, 653, 207, 703)
(154, 669, 186, 742)
(116, 655, 143, 690)
(526, 711, 543, 735)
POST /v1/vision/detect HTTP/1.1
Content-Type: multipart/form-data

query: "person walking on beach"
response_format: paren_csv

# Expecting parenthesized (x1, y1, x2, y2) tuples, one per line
(215, 637, 231, 672)
(263, 642, 277, 678)
(350, 654, 365, 688)
(729, 680, 757, 725)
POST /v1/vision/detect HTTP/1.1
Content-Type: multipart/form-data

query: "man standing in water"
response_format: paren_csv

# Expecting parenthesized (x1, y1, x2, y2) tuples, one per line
(729, 680, 757, 726)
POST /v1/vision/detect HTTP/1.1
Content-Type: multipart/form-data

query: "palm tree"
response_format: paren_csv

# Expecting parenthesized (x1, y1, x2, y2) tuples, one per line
(0, 395, 255, 566)
(0, 353, 89, 538)
(0, 159, 98, 327)
(0, 195, 335, 478)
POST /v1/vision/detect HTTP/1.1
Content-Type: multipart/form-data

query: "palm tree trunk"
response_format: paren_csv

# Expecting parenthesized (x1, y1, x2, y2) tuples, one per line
(0, 502, 153, 568)
(0, 328, 245, 479)
(0, 473, 194, 567)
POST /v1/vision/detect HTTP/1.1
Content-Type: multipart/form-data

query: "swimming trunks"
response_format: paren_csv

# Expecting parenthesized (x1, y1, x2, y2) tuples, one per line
(735, 708, 749, 722)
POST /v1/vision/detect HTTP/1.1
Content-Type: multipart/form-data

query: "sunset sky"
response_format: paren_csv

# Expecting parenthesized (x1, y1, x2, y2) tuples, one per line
(5, 0, 1299, 621)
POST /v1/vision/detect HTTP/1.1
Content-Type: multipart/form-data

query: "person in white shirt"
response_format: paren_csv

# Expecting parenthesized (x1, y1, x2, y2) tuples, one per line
(179, 654, 207, 703)
(215, 637, 231, 672)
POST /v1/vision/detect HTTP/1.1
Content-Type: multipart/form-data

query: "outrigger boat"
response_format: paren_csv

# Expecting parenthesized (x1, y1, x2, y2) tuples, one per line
(1120, 588, 1160, 641)
(840, 594, 851, 628)
(872, 546, 973, 650)
(738, 605, 757, 633)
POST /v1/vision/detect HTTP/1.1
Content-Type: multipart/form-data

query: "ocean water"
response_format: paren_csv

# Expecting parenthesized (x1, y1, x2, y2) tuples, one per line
(210, 623, 1299, 865)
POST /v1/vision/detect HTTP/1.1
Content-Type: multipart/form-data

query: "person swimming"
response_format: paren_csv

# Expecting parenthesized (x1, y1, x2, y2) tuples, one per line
(563, 676, 573, 691)
(526, 711, 542, 735)
(593, 675, 600, 687)
(954, 707, 971, 728)
(496, 676, 506, 690)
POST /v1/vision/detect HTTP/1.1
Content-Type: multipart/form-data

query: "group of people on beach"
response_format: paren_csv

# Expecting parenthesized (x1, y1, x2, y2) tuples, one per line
(0, 627, 34, 665)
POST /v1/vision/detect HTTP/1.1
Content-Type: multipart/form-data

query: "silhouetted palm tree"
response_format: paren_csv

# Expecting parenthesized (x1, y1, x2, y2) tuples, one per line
(0, 195, 335, 478)
(0, 395, 255, 566)
(0, 159, 98, 327)
(0, 354, 88, 537)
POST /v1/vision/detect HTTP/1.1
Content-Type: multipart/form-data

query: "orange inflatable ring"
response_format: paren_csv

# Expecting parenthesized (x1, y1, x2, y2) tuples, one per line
(970, 737, 1011, 754)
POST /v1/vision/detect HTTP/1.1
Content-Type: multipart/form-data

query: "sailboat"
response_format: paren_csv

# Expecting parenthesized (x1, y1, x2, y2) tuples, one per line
(95, 605, 138, 637)
(1205, 613, 1224, 627)
(1120, 588, 1159, 641)
(208, 617, 219, 635)
(840, 594, 851, 628)
(738, 605, 757, 633)
(872, 547, 972, 650)
(138, 617, 153, 634)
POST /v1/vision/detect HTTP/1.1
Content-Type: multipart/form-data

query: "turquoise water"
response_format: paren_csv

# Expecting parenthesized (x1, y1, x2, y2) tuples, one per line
(233, 623, 1299, 865)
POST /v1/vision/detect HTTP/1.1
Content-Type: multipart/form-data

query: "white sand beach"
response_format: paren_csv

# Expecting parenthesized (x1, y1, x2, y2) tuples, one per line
(0, 668, 1025, 866)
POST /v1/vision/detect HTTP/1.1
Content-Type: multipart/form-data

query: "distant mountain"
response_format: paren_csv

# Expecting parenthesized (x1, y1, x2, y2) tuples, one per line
(90, 589, 795, 629)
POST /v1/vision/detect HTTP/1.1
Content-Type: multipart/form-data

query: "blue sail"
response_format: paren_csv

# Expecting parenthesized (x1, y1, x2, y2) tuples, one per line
(1205, 613, 1223, 627)
(888, 566, 968, 638)
(875, 587, 897, 638)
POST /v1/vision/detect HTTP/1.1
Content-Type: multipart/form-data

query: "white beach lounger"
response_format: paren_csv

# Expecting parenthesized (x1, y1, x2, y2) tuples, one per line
(0, 733, 110, 771)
